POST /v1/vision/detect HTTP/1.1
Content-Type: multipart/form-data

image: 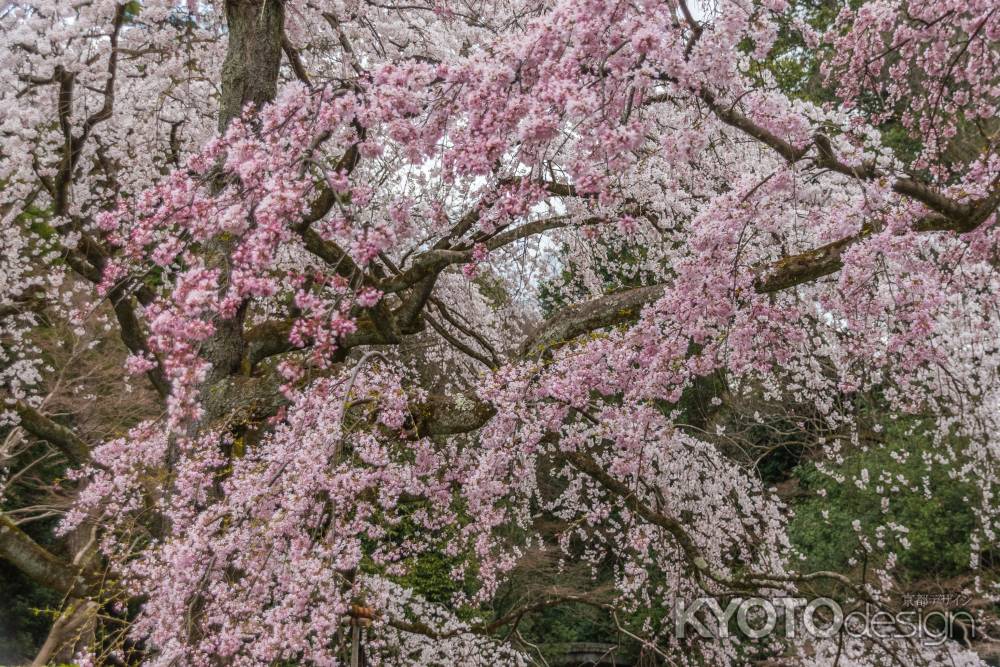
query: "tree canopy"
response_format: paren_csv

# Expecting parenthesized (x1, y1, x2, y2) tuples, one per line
(0, 0, 998, 665)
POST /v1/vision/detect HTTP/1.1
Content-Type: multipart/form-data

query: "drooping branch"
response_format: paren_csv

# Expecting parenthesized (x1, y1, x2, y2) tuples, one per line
(282, 37, 312, 88)
(556, 448, 880, 603)
(695, 87, 995, 227)
(429, 296, 500, 366)
(424, 311, 497, 369)
(464, 214, 607, 250)
(557, 450, 712, 576)
(382, 215, 603, 294)
(521, 202, 998, 357)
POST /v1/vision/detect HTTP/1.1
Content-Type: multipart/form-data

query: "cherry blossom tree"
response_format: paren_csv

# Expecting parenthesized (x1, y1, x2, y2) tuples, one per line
(1, 0, 998, 664)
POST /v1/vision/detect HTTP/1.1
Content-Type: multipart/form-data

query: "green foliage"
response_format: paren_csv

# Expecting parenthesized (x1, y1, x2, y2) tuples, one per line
(473, 271, 511, 311)
(749, 0, 925, 167)
(744, 0, 844, 104)
(360, 498, 480, 619)
(518, 603, 622, 662)
(789, 421, 978, 580)
(393, 548, 463, 606)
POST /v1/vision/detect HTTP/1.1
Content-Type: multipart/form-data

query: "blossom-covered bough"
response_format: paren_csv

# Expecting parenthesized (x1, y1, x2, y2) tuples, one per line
(1, 0, 998, 664)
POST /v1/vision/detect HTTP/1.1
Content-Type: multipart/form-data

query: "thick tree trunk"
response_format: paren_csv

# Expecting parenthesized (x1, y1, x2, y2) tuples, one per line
(218, 0, 285, 131)
(3, 2, 289, 663)
(201, 0, 285, 396)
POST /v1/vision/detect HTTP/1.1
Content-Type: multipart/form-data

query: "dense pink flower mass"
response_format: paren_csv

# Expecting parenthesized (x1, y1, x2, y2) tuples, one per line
(1, 0, 999, 665)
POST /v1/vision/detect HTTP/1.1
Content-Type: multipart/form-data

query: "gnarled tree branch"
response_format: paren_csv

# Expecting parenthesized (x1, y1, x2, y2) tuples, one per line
(13, 402, 91, 465)
(0, 513, 95, 597)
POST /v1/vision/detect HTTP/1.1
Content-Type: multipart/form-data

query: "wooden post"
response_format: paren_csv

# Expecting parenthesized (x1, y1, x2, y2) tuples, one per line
(348, 604, 373, 666)
(350, 622, 361, 667)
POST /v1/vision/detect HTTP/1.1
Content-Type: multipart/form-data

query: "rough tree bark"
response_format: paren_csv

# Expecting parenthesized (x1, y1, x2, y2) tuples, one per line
(218, 0, 284, 132)
(26, 4, 288, 663)
(196, 0, 286, 400)
(0, 514, 93, 598)
(202, 0, 285, 403)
